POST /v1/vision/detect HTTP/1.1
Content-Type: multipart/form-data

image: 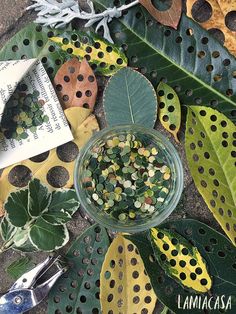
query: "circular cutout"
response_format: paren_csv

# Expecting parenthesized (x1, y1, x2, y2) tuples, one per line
(30, 151, 50, 163)
(208, 28, 225, 45)
(46, 166, 70, 187)
(8, 165, 32, 187)
(225, 11, 236, 31)
(191, 0, 213, 23)
(57, 142, 79, 162)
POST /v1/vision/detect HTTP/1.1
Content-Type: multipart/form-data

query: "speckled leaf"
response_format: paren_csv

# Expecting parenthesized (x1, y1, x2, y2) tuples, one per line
(0, 107, 99, 214)
(157, 82, 181, 142)
(48, 224, 110, 314)
(51, 31, 128, 76)
(185, 106, 236, 246)
(54, 58, 98, 110)
(100, 233, 157, 314)
(126, 219, 236, 313)
(186, 0, 236, 56)
(29, 217, 69, 251)
(104, 67, 158, 128)
(150, 227, 212, 293)
(94, 0, 236, 122)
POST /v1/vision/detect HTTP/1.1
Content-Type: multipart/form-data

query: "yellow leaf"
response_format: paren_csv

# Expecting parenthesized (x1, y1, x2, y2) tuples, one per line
(151, 227, 212, 293)
(186, 0, 236, 56)
(157, 82, 181, 143)
(100, 233, 157, 314)
(0, 107, 99, 214)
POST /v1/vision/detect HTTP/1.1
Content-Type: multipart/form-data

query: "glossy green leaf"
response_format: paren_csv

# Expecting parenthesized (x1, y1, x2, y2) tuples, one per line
(28, 178, 51, 218)
(157, 82, 181, 142)
(0, 23, 127, 79)
(6, 257, 34, 280)
(150, 227, 212, 293)
(94, 0, 236, 122)
(47, 190, 79, 216)
(4, 189, 30, 227)
(42, 210, 71, 225)
(126, 219, 236, 313)
(51, 31, 128, 76)
(185, 106, 236, 246)
(104, 67, 158, 127)
(29, 217, 69, 251)
(48, 224, 110, 314)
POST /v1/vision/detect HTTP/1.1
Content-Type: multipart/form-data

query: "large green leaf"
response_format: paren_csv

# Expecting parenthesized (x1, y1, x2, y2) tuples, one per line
(0, 23, 127, 78)
(127, 219, 236, 313)
(103, 67, 158, 127)
(0, 217, 16, 241)
(94, 0, 236, 121)
(185, 106, 236, 246)
(29, 217, 69, 251)
(48, 224, 110, 314)
(28, 178, 51, 218)
(47, 190, 79, 216)
(4, 189, 30, 227)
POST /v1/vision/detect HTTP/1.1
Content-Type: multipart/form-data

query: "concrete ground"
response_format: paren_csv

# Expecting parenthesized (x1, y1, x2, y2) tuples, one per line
(0, 1, 223, 314)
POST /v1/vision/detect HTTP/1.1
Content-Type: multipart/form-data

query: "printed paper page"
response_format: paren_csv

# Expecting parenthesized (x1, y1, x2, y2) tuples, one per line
(0, 59, 73, 169)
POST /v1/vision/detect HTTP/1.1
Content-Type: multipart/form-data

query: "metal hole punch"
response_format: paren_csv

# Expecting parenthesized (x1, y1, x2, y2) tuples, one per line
(0, 255, 68, 314)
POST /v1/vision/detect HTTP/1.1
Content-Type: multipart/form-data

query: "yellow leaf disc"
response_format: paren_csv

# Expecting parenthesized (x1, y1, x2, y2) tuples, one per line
(100, 233, 157, 314)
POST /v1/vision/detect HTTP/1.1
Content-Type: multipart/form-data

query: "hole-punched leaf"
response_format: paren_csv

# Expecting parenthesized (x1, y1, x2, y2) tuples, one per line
(126, 219, 236, 313)
(94, 0, 236, 122)
(185, 106, 236, 245)
(48, 224, 110, 314)
(140, 0, 182, 29)
(50, 31, 128, 76)
(103, 67, 158, 128)
(0, 107, 99, 213)
(187, 0, 236, 56)
(0, 23, 127, 80)
(54, 58, 98, 110)
(157, 82, 181, 142)
(150, 227, 212, 293)
(100, 233, 157, 314)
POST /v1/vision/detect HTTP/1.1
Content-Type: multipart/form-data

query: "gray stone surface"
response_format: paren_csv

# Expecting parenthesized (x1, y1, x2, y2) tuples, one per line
(0, 1, 224, 314)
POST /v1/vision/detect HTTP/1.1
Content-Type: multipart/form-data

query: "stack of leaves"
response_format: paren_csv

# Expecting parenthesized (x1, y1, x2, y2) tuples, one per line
(0, 178, 79, 252)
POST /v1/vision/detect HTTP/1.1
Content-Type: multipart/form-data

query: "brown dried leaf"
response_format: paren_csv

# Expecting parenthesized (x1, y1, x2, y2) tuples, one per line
(140, 0, 182, 29)
(187, 0, 236, 56)
(54, 58, 98, 110)
(0, 107, 99, 215)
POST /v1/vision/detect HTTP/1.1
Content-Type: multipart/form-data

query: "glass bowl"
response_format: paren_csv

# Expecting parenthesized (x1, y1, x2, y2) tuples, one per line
(74, 124, 183, 233)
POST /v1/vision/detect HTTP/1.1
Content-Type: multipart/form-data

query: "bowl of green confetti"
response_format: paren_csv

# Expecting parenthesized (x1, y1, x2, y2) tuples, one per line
(74, 124, 183, 232)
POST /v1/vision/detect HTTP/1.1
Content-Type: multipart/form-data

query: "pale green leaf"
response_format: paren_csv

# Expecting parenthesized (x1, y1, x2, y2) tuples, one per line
(5, 189, 30, 227)
(185, 106, 236, 245)
(28, 178, 51, 218)
(29, 217, 69, 251)
(157, 82, 181, 142)
(103, 67, 158, 128)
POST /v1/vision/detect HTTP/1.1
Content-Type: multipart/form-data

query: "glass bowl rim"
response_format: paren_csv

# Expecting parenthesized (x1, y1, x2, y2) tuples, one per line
(74, 124, 184, 232)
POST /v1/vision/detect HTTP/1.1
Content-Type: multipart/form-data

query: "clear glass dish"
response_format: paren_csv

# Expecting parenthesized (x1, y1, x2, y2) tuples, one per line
(74, 124, 183, 232)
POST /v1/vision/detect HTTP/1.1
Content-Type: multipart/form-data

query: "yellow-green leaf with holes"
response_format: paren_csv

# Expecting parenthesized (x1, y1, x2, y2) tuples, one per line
(150, 227, 212, 293)
(157, 82, 181, 142)
(51, 31, 127, 76)
(100, 233, 157, 313)
(185, 106, 236, 246)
